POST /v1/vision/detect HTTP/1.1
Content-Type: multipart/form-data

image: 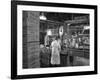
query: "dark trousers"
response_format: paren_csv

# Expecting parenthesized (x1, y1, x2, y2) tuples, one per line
(69, 55, 74, 66)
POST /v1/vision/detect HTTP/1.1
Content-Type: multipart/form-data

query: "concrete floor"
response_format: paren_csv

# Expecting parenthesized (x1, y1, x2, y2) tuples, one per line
(67, 56, 89, 66)
(40, 48, 90, 67)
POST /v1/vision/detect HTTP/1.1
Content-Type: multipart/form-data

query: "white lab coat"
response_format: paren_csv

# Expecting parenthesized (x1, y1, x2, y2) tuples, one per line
(51, 40, 61, 65)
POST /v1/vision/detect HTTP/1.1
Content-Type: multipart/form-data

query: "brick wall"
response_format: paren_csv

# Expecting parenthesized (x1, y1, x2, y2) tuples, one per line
(23, 11, 40, 68)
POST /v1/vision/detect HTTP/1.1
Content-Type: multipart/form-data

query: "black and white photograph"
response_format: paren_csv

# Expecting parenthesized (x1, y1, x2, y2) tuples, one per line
(11, 1, 97, 79)
(23, 11, 90, 68)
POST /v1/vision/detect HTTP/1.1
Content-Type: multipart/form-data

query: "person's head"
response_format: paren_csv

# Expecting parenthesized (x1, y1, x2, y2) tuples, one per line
(52, 37, 56, 41)
(57, 36, 60, 40)
(55, 36, 58, 40)
(56, 36, 60, 40)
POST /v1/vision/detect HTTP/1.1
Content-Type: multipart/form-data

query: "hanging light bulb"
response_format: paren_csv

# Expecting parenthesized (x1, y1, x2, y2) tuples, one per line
(39, 12, 47, 20)
(47, 29, 52, 35)
(84, 26, 90, 30)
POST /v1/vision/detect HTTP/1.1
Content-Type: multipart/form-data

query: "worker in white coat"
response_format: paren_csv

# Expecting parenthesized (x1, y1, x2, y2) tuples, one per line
(50, 37, 61, 67)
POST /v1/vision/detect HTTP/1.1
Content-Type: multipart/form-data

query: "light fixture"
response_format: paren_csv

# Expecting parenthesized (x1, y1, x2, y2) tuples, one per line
(47, 29, 52, 36)
(67, 23, 70, 26)
(84, 26, 90, 29)
(39, 12, 47, 20)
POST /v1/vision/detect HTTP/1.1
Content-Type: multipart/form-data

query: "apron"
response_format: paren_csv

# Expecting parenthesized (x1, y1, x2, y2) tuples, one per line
(51, 40, 60, 65)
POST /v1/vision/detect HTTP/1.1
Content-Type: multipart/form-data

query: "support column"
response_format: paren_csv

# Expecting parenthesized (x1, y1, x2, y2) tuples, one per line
(23, 11, 40, 68)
